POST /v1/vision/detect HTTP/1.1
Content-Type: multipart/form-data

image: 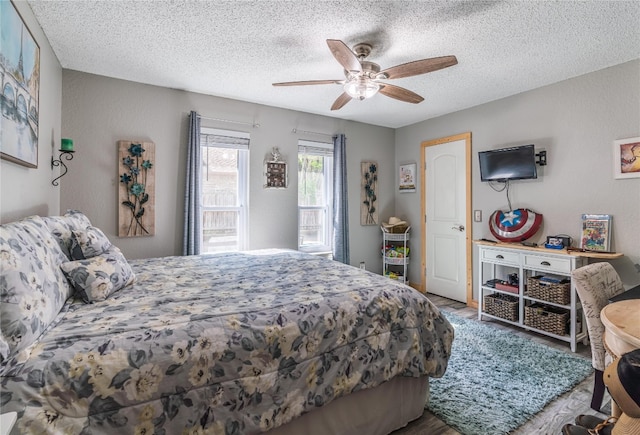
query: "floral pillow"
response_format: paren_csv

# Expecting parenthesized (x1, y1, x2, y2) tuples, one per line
(0, 216, 72, 363)
(60, 246, 135, 303)
(69, 226, 112, 260)
(43, 210, 93, 260)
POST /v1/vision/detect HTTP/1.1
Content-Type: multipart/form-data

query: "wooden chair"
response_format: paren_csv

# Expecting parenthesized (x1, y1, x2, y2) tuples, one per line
(571, 262, 625, 412)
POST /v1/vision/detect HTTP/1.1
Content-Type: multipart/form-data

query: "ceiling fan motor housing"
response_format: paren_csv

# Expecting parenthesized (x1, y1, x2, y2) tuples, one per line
(353, 43, 373, 59)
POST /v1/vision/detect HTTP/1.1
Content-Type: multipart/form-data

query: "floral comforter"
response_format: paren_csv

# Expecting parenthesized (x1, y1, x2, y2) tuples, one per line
(0, 250, 453, 434)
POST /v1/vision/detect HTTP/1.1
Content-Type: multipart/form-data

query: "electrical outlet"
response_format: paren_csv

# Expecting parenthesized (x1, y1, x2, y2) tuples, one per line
(474, 210, 482, 222)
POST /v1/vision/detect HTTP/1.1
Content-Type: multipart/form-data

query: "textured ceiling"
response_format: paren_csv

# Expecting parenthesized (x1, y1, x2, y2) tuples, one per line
(27, 0, 640, 128)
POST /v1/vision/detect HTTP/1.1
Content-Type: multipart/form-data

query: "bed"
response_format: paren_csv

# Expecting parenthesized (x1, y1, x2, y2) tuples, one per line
(0, 212, 453, 434)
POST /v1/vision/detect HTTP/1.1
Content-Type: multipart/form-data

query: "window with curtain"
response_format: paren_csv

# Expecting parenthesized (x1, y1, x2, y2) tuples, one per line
(200, 127, 249, 253)
(298, 140, 334, 253)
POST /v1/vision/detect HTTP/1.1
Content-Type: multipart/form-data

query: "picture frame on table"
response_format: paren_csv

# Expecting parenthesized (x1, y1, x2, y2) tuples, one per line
(399, 163, 416, 193)
(613, 136, 640, 179)
(580, 214, 612, 252)
(0, 0, 40, 168)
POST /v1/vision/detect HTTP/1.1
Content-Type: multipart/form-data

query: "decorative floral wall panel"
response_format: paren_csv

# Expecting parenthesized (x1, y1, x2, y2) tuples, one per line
(118, 141, 155, 237)
(360, 161, 378, 226)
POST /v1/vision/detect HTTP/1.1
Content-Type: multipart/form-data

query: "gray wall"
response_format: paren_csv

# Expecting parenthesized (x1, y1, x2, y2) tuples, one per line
(0, 1, 62, 222)
(60, 71, 396, 272)
(2, 15, 638, 292)
(396, 60, 640, 291)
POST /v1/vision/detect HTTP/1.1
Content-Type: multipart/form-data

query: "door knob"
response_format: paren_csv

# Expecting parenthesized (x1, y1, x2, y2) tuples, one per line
(451, 225, 465, 232)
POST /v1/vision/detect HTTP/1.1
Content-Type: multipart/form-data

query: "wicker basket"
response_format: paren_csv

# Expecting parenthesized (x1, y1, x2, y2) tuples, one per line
(525, 276, 570, 305)
(524, 303, 569, 335)
(384, 224, 409, 234)
(484, 293, 519, 322)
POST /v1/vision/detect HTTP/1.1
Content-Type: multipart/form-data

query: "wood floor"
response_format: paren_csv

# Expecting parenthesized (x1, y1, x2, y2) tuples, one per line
(391, 294, 611, 435)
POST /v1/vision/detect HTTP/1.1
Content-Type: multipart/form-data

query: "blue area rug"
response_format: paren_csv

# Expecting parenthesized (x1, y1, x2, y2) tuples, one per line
(427, 310, 593, 435)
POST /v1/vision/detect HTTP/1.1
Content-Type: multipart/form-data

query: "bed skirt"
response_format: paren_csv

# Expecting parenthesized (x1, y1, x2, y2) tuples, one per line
(268, 375, 429, 435)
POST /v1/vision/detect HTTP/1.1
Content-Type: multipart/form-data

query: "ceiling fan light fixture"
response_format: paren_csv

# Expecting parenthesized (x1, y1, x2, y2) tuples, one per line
(273, 39, 456, 110)
(344, 76, 379, 100)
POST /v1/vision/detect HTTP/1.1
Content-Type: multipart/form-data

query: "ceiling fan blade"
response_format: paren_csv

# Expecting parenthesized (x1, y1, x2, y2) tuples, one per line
(378, 83, 424, 104)
(380, 55, 458, 80)
(331, 92, 352, 111)
(273, 79, 344, 86)
(327, 39, 362, 73)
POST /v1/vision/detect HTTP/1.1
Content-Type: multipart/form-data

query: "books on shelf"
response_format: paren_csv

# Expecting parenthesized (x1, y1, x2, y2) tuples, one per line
(580, 214, 612, 252)
(495, 282, 519, 294)
(538, 275, 570, 284)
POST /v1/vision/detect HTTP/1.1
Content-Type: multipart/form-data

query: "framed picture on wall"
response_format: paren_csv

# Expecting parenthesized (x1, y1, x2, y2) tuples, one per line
(613, 136, 640, 179)
(399, 163, 416, 192)
(0, 0, 40, 168)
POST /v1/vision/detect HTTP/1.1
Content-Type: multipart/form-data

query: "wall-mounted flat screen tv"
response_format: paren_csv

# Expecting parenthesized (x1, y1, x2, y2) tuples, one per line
(479, 144, 537, 182)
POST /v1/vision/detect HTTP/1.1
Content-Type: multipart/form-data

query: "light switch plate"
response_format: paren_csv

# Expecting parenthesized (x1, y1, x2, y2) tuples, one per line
(474, 210, 482, 222)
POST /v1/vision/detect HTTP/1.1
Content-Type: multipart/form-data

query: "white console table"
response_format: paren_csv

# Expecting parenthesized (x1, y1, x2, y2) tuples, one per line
(476, 241, 622, 352)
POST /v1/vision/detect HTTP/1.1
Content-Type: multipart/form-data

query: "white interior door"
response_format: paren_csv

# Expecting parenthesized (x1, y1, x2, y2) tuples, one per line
(424, 136, 470, 303)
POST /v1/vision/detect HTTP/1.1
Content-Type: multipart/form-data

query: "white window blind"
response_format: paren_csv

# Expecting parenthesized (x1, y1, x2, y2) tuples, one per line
(298, 140, 333, 157)
(201, 127, 250, 150)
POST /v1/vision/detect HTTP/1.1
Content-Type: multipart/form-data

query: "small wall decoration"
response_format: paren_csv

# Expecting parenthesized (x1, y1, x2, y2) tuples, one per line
(118, 141, 155, 237)
(264, 147, 287, 188)
(399, 163, 417, 192)
(361, 161, 378, 225)
(580, 214, 611, 252)
(0, 0, 40, 168)
(613, 136, 640, 179)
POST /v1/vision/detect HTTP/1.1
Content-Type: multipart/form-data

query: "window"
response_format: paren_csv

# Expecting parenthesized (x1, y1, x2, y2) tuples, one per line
(298, 140, 333, 253)
(200, 128, 249, 253)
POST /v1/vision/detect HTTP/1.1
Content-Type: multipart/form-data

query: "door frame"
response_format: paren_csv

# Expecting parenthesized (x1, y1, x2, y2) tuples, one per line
(420, 132, 476, 308)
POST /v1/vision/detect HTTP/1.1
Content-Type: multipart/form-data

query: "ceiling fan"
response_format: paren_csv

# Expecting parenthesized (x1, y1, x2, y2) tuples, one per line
(273, 39, 457, 111)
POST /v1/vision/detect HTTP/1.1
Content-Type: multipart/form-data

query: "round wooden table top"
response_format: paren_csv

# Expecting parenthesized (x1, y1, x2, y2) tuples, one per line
(601, 299, 640, 355)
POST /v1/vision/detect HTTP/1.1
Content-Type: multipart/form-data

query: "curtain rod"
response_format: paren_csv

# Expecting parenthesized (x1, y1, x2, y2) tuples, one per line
(198, 115, 260, 128)
(291, 128, 334, 137)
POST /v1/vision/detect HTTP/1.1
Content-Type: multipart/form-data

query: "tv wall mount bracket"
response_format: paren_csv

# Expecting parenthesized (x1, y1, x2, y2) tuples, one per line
(535, 150, 547, 166)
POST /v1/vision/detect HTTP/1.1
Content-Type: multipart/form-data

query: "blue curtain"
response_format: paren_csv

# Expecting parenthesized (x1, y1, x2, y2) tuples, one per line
(183, 111, 201, 255)
(332, 134, 350, 264)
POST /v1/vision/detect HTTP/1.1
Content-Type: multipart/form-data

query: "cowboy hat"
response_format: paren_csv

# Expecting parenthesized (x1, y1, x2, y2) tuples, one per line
(382, 217, 408, 228)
